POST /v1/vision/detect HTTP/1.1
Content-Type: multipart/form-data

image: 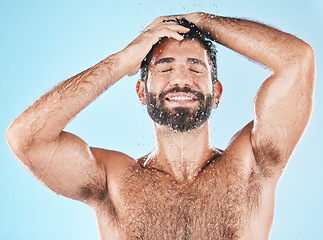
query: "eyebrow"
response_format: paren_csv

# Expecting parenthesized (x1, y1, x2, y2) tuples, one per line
(187, 58, 207, 68)
(154, 57, 175, 65)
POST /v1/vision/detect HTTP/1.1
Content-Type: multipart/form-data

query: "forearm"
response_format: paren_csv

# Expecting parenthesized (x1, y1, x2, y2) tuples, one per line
(7, 50, 129, 147)
(193, 14, 310, 72)
(191, 14, 315, 165)
(6, 18, 190, 153)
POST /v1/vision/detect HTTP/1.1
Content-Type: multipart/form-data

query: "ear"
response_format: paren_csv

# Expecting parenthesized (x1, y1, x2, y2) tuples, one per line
(212, 81, 223, 108)
(136, 79, 147, 105)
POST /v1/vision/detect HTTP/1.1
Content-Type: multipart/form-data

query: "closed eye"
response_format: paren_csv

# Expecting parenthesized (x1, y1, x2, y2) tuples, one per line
(161, 69, 173, 73)
(189, 69, 202, 74)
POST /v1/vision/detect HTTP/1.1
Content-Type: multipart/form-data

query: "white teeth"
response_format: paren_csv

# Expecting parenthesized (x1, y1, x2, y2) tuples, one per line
(168, 96, 194, 101)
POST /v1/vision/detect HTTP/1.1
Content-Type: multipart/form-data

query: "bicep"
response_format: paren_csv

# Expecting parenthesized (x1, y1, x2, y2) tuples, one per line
(22, 131, 107, 202)
(251, 46, 315, 169)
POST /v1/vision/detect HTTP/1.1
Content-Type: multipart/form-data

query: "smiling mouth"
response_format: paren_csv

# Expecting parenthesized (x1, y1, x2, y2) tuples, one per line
(164, 93, 199, 104)
(166, 96, 196, 101)
(158, 86, 204, 104)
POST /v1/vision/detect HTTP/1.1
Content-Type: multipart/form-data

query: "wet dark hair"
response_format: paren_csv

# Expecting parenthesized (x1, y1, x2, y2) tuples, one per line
(140, 18, 217, 84)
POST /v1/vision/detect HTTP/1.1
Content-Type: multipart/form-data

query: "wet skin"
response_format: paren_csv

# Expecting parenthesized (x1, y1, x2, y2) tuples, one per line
(6, 13, 314, 240)
(144, 38, 216, 132)
(91, 39, 276, 239)
(91, 122, 276, 240)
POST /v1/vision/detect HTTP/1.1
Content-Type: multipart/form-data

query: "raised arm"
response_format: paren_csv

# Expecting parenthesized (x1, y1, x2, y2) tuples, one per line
(186, 13, 315, 175)
(6, 19, 190, 203)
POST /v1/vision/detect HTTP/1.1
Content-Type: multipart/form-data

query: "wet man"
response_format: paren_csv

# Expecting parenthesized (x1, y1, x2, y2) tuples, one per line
(6, 12, 315, 239)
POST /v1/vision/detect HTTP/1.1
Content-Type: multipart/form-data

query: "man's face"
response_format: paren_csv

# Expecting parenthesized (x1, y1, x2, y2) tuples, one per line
(143, 38, 217, 132)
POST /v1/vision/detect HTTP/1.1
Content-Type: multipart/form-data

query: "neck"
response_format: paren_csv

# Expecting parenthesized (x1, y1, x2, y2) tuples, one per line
(143, 121, 218, 182)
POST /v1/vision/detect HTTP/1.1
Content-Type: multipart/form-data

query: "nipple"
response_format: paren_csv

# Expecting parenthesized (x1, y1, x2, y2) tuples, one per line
(227, 233, 233, 239)
(225, 229, 233, 239)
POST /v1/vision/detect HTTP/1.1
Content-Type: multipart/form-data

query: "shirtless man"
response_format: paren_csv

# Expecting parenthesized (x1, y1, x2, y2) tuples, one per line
(6, 12, 315, 239)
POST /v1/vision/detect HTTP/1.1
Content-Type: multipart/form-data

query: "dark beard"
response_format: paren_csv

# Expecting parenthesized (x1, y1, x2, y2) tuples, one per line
(146, 86, 214, 132)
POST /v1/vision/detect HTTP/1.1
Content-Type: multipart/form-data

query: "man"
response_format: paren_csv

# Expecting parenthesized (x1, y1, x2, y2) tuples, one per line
(6, 12, 315, 239)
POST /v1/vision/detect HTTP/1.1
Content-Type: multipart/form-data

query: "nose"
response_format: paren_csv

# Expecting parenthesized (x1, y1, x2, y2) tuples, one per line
(168, 68, 193, 88)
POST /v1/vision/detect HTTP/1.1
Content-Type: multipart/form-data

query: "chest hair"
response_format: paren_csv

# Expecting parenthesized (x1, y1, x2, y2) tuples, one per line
(112, 154, 262, 240)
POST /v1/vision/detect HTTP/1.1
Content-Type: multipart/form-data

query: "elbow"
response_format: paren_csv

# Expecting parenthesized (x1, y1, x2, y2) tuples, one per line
(276, 42, 315, 75)
(299, 43, 315, 70)
(6, 122, 30, 156)
(294, 42, 315, 76)
(280, 42, 316, 86)
(299, 43, 316, 88)
(6, 123, 21, 154)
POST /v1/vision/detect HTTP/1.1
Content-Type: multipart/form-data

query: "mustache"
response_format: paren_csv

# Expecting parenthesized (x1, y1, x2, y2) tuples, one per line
(158, 86, 205, 101)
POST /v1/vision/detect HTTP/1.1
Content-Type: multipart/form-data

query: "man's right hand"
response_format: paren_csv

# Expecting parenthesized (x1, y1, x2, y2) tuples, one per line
(122, 16, 190, 76)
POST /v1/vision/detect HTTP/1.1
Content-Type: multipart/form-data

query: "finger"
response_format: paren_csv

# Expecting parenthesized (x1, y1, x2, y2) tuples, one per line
(143, 15, 184, 32)
(143, 17, 164, 32)
(153, 28, 185, 41)
(143, 21, 175, 32)
(144, 22, 190, 36)
(158, 24, 190, 33)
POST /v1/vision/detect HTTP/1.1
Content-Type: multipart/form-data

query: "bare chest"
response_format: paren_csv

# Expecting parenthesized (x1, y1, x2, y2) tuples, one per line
(104, 158, 262, 240)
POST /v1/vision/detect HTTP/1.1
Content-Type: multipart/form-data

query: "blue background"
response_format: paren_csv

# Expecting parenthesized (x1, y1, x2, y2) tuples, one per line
(1, 0, 322, 239)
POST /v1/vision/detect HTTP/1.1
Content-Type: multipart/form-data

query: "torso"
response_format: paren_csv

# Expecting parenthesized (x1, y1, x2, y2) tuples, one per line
(92, 152, 276, 239)
(91, 125, 278, 240)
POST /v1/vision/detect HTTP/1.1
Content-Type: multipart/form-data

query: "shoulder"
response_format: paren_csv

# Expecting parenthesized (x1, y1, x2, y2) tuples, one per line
(83, 148, 141, 206)
(90, 147, 140, 171)
(225, 121, 254, 161)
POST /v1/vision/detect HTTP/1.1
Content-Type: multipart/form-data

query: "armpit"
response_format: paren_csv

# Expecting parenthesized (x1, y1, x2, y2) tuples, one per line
(79, 163, 108, 203)
(80, 183, 107, 201)
(252, 138, 283, 178)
